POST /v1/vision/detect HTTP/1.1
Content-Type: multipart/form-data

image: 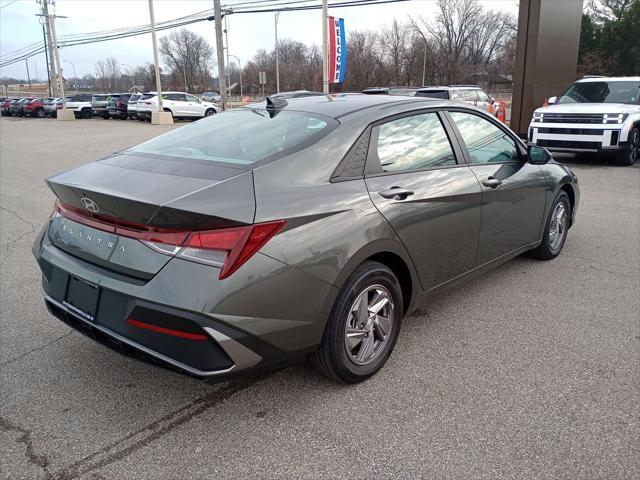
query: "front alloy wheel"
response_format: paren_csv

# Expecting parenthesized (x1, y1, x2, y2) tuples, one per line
(530, 191, 571, 260)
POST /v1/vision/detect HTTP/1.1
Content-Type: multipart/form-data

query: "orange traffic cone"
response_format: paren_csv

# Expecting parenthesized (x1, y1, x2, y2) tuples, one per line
(488, 101, 494, 115)
(242, 96, 249, 105)
(543, 98, 549, 107)
(497, 98, 506, 123)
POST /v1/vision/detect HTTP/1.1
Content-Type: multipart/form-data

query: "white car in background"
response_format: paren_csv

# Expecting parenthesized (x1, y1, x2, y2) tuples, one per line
(137, 91, 218, 121)
(415, 85, 498, 115)
(64, 94, 93, 119)
(528, 76, 640, 165)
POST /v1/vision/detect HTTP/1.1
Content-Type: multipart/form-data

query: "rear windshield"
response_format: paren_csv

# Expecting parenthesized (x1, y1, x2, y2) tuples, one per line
(416, 90, 450, 99)
(128, 109, 336, 167)
(558, 81, 640, 104)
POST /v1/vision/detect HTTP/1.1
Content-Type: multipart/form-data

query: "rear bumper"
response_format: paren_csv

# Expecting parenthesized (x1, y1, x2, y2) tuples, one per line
(33, 224, 336, 381)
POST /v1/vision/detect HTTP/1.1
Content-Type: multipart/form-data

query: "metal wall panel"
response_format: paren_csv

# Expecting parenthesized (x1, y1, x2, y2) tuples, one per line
(511, 0, 584, 136)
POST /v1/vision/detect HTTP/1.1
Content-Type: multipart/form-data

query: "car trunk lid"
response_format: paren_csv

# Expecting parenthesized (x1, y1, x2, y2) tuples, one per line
(45, 153, 255, 278)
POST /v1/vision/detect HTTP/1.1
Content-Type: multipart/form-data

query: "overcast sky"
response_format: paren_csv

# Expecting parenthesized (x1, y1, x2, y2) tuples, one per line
(0, 0, 519, 81)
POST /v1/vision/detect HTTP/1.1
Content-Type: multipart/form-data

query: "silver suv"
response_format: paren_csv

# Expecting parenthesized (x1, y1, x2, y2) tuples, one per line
(416, 86, 496, 114)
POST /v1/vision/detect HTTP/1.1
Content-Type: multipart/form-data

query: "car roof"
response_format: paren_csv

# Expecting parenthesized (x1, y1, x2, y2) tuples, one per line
(417, 85, 481, 91)
(576, 76, 640, 83)
(245, 94, 453, 120)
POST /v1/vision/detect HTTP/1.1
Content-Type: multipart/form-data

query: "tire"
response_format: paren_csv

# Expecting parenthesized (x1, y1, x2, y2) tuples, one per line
(137, 116, 146, 122)
(102, 113, 109, 119)
(36, 109, 45, 118)
(530, 191, 571, 260)
(205, 108, 215, 116)
(617, 126, 639, 166)
(310, 261, 403, 383)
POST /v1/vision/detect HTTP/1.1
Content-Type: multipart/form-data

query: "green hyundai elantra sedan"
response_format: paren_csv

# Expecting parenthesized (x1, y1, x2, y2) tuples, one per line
(33, 94, 579, 383)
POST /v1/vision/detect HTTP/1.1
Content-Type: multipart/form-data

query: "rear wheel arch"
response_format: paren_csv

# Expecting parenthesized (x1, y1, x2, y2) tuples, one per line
(334, 242, 418, 316)
(366, 252, 413, 315)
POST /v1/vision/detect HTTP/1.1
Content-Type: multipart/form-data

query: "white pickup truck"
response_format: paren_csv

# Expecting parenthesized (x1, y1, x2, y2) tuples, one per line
(528, 76, 640, 165)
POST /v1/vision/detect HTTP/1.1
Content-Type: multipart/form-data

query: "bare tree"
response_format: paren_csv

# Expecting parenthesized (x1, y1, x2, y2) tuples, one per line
(159, 28, 213, 92)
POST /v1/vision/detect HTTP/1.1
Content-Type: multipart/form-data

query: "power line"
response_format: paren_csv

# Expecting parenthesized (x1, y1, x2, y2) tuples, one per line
(0, 0, 410, 68)
(0, 0, 20, 10)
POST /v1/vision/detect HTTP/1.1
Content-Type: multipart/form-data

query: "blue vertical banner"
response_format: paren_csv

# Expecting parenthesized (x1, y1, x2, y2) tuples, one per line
(329, 17, 346, 84)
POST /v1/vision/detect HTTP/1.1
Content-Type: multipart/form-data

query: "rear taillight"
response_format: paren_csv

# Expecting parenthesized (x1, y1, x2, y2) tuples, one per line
(54, 202, 285, 279)
(117, 101, 124, 108)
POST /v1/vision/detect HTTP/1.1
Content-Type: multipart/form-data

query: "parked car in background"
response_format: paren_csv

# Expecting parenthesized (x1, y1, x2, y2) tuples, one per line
(9, 98, 34, 116)
(361, 87, 419, 96)
(202, 91, 221, 103)
(63, 94, 93, 119)
(108, 93, 131, 120)
(137, 91, 217, 121)
(1, 97, 19, 116)
(34, 95, 579, 384)
(127, 93, 141, 119)
(415, 86, 497, 115)
(91, 94, 113, 119)
(270, 90, 325, 99)
(24, 97, 55, 118)
(44, 98, 62, 117)
(528, 76, 640, 166)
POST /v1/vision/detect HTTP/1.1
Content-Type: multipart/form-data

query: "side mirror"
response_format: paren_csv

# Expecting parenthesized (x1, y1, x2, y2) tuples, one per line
(528, 145, 552, 164)
(547, 96, 558, 105)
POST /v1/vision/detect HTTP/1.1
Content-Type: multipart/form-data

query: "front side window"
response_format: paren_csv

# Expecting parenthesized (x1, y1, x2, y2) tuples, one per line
(449, 111, 519, 164)
(129, 109, 334, 167)
(186, 94, 200, 102)
(374, 112, 457, 173)
(557, 81, 640, 104)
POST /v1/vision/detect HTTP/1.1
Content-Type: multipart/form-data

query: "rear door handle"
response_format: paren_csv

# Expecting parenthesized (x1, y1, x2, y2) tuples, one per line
(481, 176, 502, 188)
(378, 187, 414, 200)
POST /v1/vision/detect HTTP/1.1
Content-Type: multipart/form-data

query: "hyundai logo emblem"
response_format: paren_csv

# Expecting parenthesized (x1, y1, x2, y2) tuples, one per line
(81, 197, 99, 213)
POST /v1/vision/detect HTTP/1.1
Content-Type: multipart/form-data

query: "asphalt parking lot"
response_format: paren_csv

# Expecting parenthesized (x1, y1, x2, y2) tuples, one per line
(1, 116, 638, 480)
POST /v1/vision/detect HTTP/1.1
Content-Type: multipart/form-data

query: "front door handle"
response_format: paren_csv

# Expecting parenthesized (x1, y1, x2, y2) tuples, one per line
(481, 176, 502, 188)
(378, 187, 414, 200)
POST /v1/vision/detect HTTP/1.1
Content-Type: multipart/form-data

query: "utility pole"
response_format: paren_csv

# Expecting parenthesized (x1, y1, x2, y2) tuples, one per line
(41, 0, 57, 97)
(322, 0, 329, 94)
(41, 22, 52, 96)
(214, 0, 227, 111)
(275, 13, 280, 93)
(25, 60, 31, 91)
(148, 0, 172, 123)
(48, 10, 74, 120)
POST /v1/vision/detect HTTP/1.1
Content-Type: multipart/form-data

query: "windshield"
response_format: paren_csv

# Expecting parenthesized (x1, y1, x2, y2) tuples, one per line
(128, 109, 336, 167)
(557, 81, 640, 104)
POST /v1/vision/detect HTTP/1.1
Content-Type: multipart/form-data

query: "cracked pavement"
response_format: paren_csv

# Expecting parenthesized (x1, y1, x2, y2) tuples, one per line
(1, 116, 639, 479)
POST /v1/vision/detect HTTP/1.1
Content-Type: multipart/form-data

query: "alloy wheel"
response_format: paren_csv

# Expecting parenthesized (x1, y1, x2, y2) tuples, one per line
(549, 201, 568, 251)
(344, 284, 394, 366)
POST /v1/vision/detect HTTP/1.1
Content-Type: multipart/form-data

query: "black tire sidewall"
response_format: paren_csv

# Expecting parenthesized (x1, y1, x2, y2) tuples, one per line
(324, 262, 403, 383)
(620, 127, 639, 166)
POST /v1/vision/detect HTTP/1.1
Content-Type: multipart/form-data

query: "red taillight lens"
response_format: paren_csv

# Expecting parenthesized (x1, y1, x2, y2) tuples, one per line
(54, 201, 285, 279)
(182, 221, 286, 279)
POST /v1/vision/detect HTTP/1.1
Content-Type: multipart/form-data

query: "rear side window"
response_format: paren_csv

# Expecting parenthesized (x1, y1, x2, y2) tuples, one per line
(129, 109, 336, 167)
(373, 112, 457, 173)
(139, 94, 155, 100)
(415, 90, 449, 100)
(449, 111, 519, 164)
